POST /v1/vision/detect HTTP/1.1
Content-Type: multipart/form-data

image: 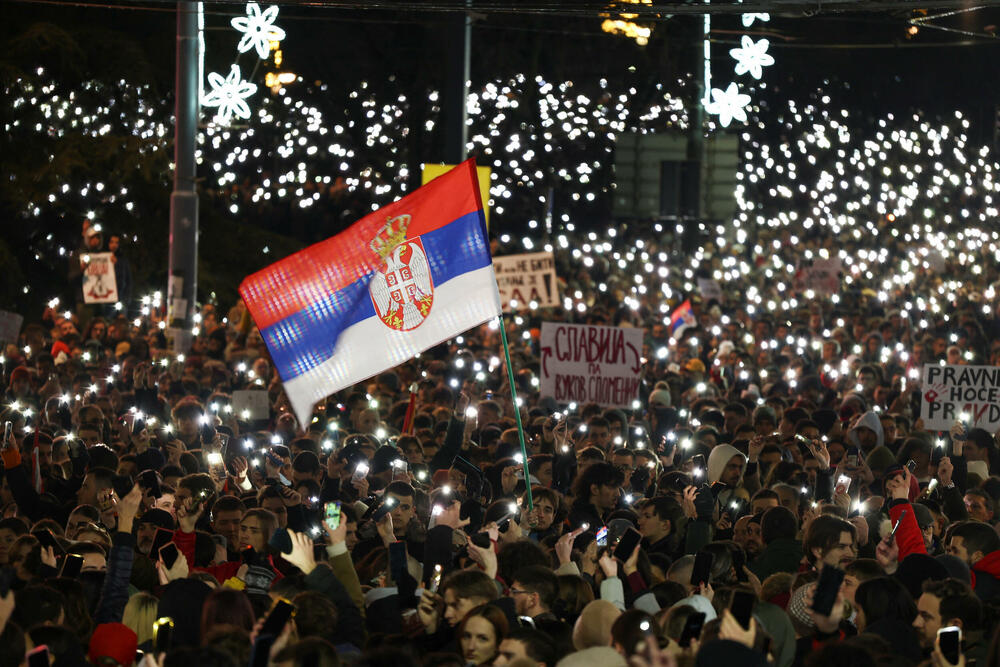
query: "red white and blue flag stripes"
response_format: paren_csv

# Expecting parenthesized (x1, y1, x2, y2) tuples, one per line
(240, 160, 502, 426)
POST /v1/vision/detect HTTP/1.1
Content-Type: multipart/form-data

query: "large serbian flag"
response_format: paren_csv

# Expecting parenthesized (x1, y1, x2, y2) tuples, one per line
(240, 159, 502, 426)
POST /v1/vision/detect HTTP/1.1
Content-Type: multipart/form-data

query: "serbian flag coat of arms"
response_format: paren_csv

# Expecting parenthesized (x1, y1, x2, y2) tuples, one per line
(240, 159, 502, 426)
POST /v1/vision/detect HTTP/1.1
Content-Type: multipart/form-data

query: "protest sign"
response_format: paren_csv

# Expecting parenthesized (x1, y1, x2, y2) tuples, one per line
(697, 278, 722, 302)
(82, 252, 119, 304)
(494, 252, 559, 311)
(793, 257, 841, 295)
(0, 310, 23, 344)
(921, 364, 1000, 433)
(539, 322, 643, 407)
(232, 390, 270, 421)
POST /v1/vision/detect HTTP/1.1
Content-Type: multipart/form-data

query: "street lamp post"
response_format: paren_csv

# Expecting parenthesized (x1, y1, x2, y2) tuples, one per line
(167, 0, 200, 352)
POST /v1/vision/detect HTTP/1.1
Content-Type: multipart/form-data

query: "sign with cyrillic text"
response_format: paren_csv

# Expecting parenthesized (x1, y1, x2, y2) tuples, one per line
(494, 252, 559, 311)
(539, 323, 643, 408)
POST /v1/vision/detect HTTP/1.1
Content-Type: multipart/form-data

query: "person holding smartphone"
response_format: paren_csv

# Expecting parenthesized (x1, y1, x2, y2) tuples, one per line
(913, 579, 984, 661)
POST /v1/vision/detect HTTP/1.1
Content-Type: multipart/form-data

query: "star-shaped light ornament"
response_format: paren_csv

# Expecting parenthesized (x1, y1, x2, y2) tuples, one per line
(741, 12, 770, 27)
(202, 65, 257, 124)
(704, 82, 751, 128)
(231, 2, 286, 59)
(730, 35, 775, 80)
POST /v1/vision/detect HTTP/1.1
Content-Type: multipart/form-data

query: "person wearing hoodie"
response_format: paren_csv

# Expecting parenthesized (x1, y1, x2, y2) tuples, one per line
(847, 411, 884, 456)
(707, 443, 759, 526)
(945, 520, 1000, 602)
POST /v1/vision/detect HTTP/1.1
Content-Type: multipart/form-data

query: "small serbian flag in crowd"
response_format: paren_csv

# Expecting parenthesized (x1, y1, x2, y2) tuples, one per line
(670, 299, 696, 339)
(240, 159, 503, 426)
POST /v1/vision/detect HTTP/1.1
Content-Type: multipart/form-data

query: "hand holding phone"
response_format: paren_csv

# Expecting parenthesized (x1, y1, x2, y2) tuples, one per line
(690, 550, 714, 587)
(810, 566, 846, 617)
(937, 626, 962, 665)
(613, 528, 643, 562)
(679, 611, 706, 648)
(259, 598, 295, 638)
(324, 501, 341, 531)
(729, 590, 756, 630)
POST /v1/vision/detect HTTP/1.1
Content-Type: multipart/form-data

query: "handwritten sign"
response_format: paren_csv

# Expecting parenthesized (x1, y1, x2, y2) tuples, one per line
(539, 323, 643, 407)
(793, 257, 841, 296)
(922, 364, 1000, 433)
(82, 252, 119, 304)
(494, 252, 559, 311)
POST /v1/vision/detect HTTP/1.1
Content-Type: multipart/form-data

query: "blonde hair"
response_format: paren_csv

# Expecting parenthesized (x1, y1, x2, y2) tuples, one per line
(122, 592, 159, 646)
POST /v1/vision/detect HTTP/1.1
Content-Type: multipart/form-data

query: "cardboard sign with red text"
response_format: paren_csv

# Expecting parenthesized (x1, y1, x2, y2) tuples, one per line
(539, 322, 643, 407)
(922, 364, 1000, 433)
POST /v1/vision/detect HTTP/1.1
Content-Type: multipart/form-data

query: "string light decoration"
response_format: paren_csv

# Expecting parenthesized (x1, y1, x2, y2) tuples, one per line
(231, 2, 286, 59)
(202, 2, 286, 126)
(705, 4, 775, 127)
(202, 64, 257, 124)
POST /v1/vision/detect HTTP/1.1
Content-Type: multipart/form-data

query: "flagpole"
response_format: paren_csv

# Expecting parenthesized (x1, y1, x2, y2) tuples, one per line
(497, 313, 534, 510)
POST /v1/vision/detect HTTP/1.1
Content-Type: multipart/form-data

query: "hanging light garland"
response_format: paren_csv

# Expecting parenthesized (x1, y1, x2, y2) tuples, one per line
(705, 4, 774, 128)
(202, 2, 285, 125)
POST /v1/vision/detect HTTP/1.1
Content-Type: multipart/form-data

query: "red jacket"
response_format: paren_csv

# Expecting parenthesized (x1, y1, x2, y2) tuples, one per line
(172, 529, 283, 584)
(888, 501, 927, 562)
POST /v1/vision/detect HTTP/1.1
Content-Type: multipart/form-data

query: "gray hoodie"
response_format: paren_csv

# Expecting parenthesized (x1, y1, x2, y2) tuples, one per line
(848, 410, 884, 452)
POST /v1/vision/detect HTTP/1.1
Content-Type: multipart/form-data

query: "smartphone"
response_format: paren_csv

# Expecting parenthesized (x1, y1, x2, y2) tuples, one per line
(3, 421, 12, 447)
(614, 527, 643, 561)
(268, 527, 293, 555)
(595, 526, 608, 547)
(889, 509, 908, 544)
(846, 447, 860, 468)
(429, 563, 443, 593)
(26, 645, 49, 667)
(938, 626, 962, 665)
(835, 474, 851, 491)
(811, 565, 846, 617)
(132, 413, 145, 436)
(690, 550, 715, 586)
(60, 553, 84, 578)
(150, 528, 174, 558)
(373, 496, 398, 522)
(906, 459, 917, 475)
(139, 470, 162, 499)
(250, 635, 276, 667)
(732, 548, 748, 582)
(265, 450, 284, 468)
(159, 543, 181, 570)
(794, 434, 811, 444)
(153, 617, 174, 654)
(678, 611, 706, 648)
(691, 454, 706, 478)
(259, 598, 295, 637)
(32, 529, 65, 556)
(352, 461, 370, 484)
(388, 540, 407, 585)
(324, 501, 341, 531)
(730, 590, 756, 630)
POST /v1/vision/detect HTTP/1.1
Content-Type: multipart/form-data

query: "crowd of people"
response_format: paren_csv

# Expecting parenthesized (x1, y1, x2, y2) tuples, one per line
(2, 210, 1000, 667)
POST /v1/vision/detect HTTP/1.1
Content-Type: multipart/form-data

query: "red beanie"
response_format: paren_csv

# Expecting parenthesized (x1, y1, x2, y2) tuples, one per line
(9, 366, 30, 386)
(88, 623, 138, 667)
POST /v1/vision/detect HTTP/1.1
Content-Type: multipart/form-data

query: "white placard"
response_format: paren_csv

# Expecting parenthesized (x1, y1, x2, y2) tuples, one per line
(697, 278, 722, 302)
(82, 252, 119, 304)
(539, 322, 643, 408)
(494, 252, 559, 311)
(793, 257, 841, 296)
(922, 364, 1000, 433)
(232, 389, 270, 421)
(0, 310, 23, 344)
